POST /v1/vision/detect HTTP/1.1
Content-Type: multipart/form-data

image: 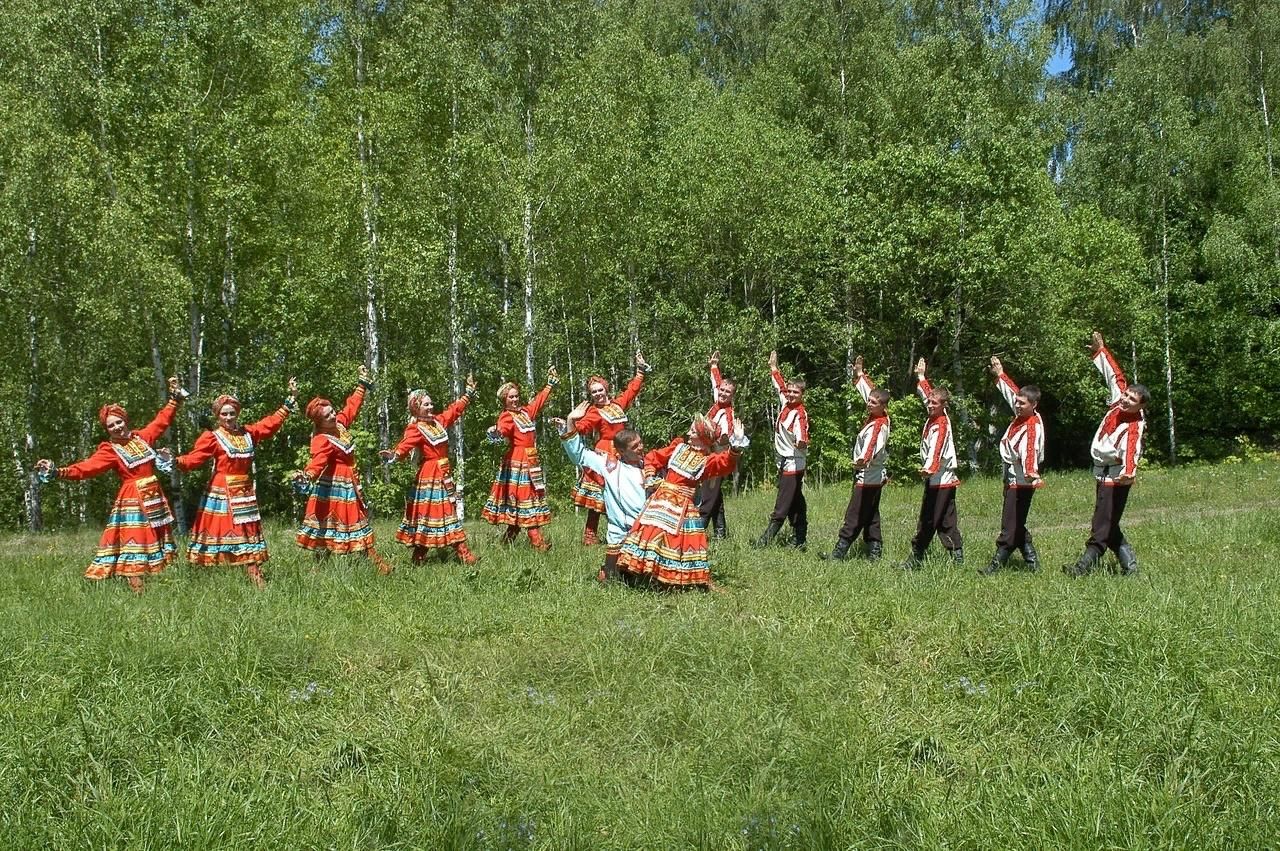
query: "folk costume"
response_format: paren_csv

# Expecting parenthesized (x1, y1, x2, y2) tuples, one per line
(559, 425, 648, 583)
(825, 373, 890, 561)
(385, 387, 478, 565)
(904, 376, 963, 568)
(176, 394, 294, 583)
(985, 370, 1045, 574)
(482, 379, 556, 550)
(296, 379, 390, 572)
(571, 367, 648, 545)
(1067, 344, 1146, 577)
(45, 393, 184, 587)
(753, 365, 810, 549)
(618, 419, 744, 589)
(697, 361, 735, 539)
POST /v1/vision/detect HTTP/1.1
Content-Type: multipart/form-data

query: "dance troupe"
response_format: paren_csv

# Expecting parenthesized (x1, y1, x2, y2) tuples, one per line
(33, 332, 1148, 594)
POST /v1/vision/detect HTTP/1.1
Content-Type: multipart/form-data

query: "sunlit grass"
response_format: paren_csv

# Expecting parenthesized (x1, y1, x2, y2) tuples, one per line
(1, 460, 1277, 848)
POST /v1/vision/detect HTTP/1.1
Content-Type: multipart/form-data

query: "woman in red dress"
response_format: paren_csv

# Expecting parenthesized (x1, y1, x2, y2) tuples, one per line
(570, 351, 650, 545)
(292, 366, 392, 574)
(481, 367, 558, 551)
(175, 378, 297, 588)
(380, 373, 479, 565)
(618, 415, 748, 590)
(36, 377, 189, 593)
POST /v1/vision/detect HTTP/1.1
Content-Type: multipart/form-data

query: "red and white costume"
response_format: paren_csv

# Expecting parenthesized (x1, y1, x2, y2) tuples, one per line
(851, 374, 890, 486)
(994, 373, 1044, 489)
(916, 377, 958, 488)
(771, 367, 809, 474)
(387, 391, 474, 557)
(297, 383, 376, 554)
(482, 384, 554, 529)
(1090, 346, 1145, 483)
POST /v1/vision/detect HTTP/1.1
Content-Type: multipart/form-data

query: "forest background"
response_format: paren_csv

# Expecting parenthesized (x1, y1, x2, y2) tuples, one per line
(2, 0, 1277, 532)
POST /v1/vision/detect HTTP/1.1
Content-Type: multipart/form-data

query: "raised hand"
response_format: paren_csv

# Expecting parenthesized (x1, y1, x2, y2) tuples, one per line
(286, 376, 299, 404)
(547, 366, 560, 386)
(768, 350, 778, 370)
(357, 364, 372, 384)
(167, 376, 190, 400)
(709, 350, 720, 368)
(635, 351, 652, 374)
(1089, 330, 1105, 355)
(378, 449, 395, 461)
(35, 459, 54, 475)
(915, 357, 927, 379)
(851, 355, 864, 378)
(465, 372, 477, 395)
(989, 356, 1003, 377)
(549, 417, 569, 434)
(569, 399, 591, 421)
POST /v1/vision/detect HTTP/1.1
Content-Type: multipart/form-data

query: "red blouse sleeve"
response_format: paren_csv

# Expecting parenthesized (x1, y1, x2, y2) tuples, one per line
(136, 399, 180, 444)
(391, 424, 423, 460)
(436, 394, 471, 429)
(303, 435, 331, 479)
(524, 384, 554, 419)
(575, 406, 604, 436)
(244, 406, 292, 442)
(337, 384, 367, 428)
(642, 439, 679, 480)
(58, 443, 118, 480)
(702, 448, 740, 478)
(176, 430, 218, 472)
(494, 411, 516, 439)
(615, 373, 646, 409)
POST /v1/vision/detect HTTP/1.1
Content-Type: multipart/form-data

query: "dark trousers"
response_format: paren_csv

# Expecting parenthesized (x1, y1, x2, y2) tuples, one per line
(698, 476, 728, 536)
(1085, 482, 1132, 556)
(838, 484, 882, 543)
(912, 486, 962, 553)
(995, 486, 1035, 550)
(769, 471, 806, 531)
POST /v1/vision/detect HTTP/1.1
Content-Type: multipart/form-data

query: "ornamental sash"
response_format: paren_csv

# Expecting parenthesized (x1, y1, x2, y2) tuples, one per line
(526, 447, 545, 494)
(135, 475, 174, 528)
(321, 426, 356, 455)
(597, 403, 628, 425)
(512, 412, 536, 434)
(225, 474, 260, 524)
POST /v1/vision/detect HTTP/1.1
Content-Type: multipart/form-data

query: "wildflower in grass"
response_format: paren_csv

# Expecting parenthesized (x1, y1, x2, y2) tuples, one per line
(954, 676, 989, 696)
(520, 686, 556, 706)
(288, 680, 332, 703)
(741, 814, 802, 849)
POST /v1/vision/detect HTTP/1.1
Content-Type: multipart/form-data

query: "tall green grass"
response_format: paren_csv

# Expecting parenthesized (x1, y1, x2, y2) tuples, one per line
(1, 461, 1277, 848)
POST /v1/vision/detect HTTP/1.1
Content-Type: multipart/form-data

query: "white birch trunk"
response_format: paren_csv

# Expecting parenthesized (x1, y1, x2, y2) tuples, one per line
(1161, 216, 1177, 463)
(522, 100, 536, 389)
(447, 52, 466, 519)
(23, 223, 41, 531)
(221, 215, 237, 372)
(354, 15, 389, 449)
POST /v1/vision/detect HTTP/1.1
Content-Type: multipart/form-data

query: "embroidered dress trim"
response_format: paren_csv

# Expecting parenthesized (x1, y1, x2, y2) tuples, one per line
(512, 412, 536, 433)
(111, 436, 156, 469)
(213, 428, 255, 459)
(322, 426, 356, 453)
(415, 420, 449, 446)
(668, 443, 708, 481)
(597, 403, 628, 425)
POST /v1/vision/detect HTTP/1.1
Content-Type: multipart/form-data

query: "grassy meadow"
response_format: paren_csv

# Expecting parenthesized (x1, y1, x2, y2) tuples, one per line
(1, 460, 1278, 849)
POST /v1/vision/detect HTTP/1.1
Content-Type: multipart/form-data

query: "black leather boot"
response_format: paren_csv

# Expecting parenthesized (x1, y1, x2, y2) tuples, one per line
(950, 547, 965, 565)
(867, 540, 883, 562)
(1019, 540, 1040, 572)
(752, 519, 783, 549)
(1115, 541, 1139, 576)
(979, 547, 1012, 576)
(791, 518, 808, 552)
(820, 537, 852, 561)
(1064, 548, 1100, 577)
(712, 511, 728, 540)
(899, 546, 925, 571)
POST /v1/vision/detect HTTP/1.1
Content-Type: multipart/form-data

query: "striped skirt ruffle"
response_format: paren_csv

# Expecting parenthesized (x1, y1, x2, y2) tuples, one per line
(482, 458, 550, 528)
(297, 475, 375, 554)
(396, 468, 466, 549)
(86, 496, 177, 580)
(571, 468, 606, 512)
(188, 486, 269, 567)
(617, 487, 710, 587)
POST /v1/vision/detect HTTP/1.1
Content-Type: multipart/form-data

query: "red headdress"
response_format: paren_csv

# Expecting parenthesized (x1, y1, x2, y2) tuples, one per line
(98, 403, 128, 428)
(212, 394, 242, 417)
(690, 413, 716, 448)
(305, 397, 332, 424)
(586, 375, 610, 396)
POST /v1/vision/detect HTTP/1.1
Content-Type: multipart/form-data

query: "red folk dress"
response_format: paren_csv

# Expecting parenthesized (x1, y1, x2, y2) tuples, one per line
(176, 402, 293, 567)
(297, 384, 375, 554)
(617, 437, 739, 588)
(56, 399, 181, 580)
(570, 373, 645, 512)
(388, 393, 471, 549)
(481, 385, 554, 528)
